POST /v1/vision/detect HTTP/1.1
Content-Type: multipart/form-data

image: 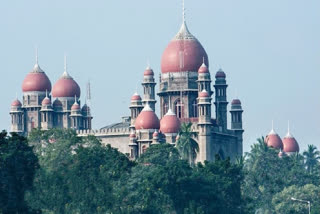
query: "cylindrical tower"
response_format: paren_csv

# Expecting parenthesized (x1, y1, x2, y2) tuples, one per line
(40, 95, 54, 130)
(142, 66, 157, 111)
(10, 99, 24, 134)
(214, 69, 228, 130)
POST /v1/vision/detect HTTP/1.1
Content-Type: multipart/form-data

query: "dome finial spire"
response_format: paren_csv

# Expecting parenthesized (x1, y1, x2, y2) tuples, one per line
(182, 0, 186, 23)
(62, 54, 71, 78)
(64, 54, 67, 74)
(35, 46, 39, 65)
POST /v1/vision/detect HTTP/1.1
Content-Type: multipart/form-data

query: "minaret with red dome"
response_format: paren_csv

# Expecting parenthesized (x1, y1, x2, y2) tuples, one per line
(40, 92, 54, 130)
(197, 60, 212, 97)
(158, 11, 208, 119)
(52, 56, 81, 128)
(10, 99, 24, 134)
(70, 96, 82, 130)
(142, 66, 157, 111)
(129, 93, 144, 129)
(197, 89, 212, 161)
(214, 69, 228, 130)
(21, 53, 52, 132)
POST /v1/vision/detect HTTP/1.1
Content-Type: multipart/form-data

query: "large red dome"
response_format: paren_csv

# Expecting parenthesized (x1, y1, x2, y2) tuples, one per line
(22, 64, 52, 92)
(135, 104, 160, 130)
(282, 133, 299, 153)
(265, 129, 283, 150)
(52, 72, 80, 98)
(160, 109, 181, 134)
(161, 21, 208, 73)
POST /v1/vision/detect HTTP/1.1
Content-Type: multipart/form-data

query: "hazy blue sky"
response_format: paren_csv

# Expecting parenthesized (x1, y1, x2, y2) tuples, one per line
(1, 0, 319, 152)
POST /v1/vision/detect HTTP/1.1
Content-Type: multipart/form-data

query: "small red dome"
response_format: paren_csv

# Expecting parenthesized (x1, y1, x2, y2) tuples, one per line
(153, 131, 159, 138)
(81, 104, 90, 112)
(231, 99, 241, 105)
(53, 99, 62, 107)
(160, 109, 181, 134)
(161, 22, 208, 73)
(199, 90, 209, 98)
(265, 130, 283, 150)
(130, 133, 136, 138)
(11, 99, 22, 107)
(22, 64, 52, 92)
(144, 67, 154, 76)
(41, 97, 51, 105)
(215, 69, 226, 78)
(52, 72, 80, 98)
(135, 104, 160, 130)
(283, 133, 299, 153)
(131, 93, 142, 101)
(198, 62, 209, 73)
(71, 102, 80, 110)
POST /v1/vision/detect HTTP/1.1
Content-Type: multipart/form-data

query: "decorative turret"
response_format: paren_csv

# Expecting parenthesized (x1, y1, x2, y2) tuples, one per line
(129, 93, 144, 128)
(229, 98, 244, 157)
(70, 96, 82, 130)
(214, 68, 228, 130)
(197, 89, 212, 162)
(197, 59, 212, 96)
(152, 130, 160, 145)
(230, 99, 243, 130)
(197, 89, 212, 124)
(40, 92, 54, 130)
(10, 99, 24, 134)
(81, 104, 92, 130)
(142, 66, 157, 111)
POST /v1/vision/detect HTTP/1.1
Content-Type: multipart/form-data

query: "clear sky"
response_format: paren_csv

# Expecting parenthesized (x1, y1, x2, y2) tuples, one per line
(1, 0, 319, 152)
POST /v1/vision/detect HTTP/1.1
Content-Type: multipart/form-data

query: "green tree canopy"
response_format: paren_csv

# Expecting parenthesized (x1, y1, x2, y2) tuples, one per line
(0, 131, 39, 213)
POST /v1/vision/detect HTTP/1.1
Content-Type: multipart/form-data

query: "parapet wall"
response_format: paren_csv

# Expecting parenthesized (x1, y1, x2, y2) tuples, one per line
(77, 127, 130, 136)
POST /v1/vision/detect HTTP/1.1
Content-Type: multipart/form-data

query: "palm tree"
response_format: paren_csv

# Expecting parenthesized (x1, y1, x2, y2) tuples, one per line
(176, 123, 199, 166)
(303, 144, 320, 174)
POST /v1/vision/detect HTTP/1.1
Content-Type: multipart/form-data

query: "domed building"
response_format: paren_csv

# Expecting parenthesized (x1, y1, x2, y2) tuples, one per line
(78, 13, 244, 162)
(11, 9, 244, 163)
(10, 57, 92, 135)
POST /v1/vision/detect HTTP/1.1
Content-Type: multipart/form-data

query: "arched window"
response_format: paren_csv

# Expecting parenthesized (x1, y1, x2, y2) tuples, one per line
(191, 99, 198, 118)
(174, 99, 184, 118)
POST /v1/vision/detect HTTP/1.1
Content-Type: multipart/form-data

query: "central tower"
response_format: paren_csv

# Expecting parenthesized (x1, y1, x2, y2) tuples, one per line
(158, 14, 209, 121)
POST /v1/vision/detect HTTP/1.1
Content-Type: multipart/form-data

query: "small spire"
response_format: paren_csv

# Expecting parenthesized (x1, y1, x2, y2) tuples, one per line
(45, 90, 48, 98)
(64, 54, 67, 74)
(62, 54, 71, 78)
(286, 120, 293, 138)
(15, 92, 18, 100)
(182, 0, 185, 23)
(147, 59, 150, 69)
(74, 95, 77, 104)
(35, 46, 39, 65)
